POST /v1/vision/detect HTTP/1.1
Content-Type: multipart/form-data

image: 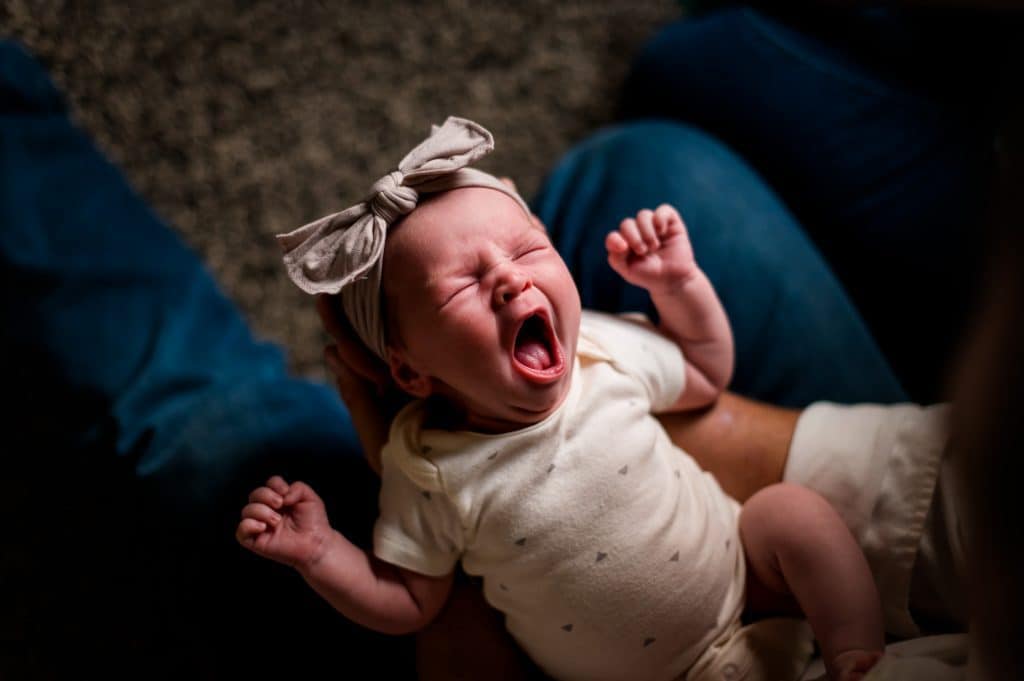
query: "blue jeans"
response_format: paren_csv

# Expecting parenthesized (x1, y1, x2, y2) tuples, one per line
(533, 121, 903, 408)
(2, 41, 388, 677)
(621, 8, 992, 403)
(1, 25, 908, 675)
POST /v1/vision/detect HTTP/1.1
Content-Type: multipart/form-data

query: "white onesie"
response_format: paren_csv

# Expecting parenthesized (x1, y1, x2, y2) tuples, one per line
(373, 311, 794, 681)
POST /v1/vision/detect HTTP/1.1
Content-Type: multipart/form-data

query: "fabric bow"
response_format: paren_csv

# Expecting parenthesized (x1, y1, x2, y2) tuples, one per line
(277, 116, 530, 360)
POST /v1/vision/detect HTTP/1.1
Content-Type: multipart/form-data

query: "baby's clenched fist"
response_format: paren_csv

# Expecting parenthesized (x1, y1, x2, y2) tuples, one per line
(604, 204, 698, 294)
(236, 475, 332, 571)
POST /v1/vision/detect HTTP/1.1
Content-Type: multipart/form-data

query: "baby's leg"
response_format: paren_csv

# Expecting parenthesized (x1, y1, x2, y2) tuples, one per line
(740, 483, 884, 680)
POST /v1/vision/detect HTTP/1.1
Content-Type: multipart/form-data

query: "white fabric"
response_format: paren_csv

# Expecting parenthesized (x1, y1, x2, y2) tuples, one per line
(801, 634, 967, 681)
(374, 318, 964, 679)
(374, 311, 797, 681)
(784, 401, 957, 638)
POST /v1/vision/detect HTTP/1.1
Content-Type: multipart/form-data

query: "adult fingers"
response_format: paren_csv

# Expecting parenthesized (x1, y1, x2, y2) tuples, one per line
(326, 346, 387, 476)
(315, 293, 348, 340)
(315, 294, 390, 385)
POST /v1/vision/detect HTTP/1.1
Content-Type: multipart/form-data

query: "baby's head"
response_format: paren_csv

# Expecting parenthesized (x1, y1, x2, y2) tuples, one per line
(277, 117, 580, 432)
(380, 186, 581, 432)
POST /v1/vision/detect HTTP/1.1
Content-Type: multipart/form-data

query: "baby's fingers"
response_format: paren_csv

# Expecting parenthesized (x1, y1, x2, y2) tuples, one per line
(249, 486, 283, 509)
(605, 230, 629, 254)
(266, 475, 289, 496)
(605, 231, 630, 269)
(654, 204, 684, 236)
(617, 217, 647, 255)
(242, 502, 282, 527)
(635, 209, 660, 251)
(284, 480, 322, 506)
(236, 518, 268, 545)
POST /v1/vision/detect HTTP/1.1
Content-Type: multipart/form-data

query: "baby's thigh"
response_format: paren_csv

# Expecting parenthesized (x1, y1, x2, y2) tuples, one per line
(739, 483, 833, 617)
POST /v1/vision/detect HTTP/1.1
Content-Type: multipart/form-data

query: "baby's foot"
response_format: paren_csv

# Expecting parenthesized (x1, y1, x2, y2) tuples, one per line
(830, 649, 883, 681)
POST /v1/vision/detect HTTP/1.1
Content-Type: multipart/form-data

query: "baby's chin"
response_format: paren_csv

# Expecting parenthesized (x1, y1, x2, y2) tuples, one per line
(435, 384, 570, 434)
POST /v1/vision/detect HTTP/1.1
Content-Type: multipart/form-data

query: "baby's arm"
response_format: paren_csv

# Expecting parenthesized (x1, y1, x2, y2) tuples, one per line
(237, 475, 453, 635)
(740, 483, 884, 681)
(605, 204, 733, 410)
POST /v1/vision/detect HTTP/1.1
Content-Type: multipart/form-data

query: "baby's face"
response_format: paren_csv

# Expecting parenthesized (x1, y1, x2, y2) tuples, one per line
(383, 187, 581, 433)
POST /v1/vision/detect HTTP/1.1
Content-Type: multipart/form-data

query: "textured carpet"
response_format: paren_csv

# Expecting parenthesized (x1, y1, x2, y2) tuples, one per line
(3, 0, 680, 377)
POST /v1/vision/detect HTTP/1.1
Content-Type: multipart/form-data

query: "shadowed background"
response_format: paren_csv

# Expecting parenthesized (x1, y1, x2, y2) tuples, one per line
(5, 3, 1024, 679)
(2, 0, 679, 377)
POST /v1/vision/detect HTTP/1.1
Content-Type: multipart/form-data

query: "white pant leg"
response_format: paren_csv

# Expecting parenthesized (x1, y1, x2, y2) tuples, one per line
(784, 402, 961, 637)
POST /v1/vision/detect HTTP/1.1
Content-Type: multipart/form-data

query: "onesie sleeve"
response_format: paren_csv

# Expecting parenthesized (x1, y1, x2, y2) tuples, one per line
(373, 447, 464, 577)
(579, 310, 686, 412)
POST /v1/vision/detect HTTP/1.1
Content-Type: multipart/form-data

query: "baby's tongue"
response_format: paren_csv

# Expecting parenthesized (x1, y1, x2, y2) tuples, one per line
(515, 339, 551, 370)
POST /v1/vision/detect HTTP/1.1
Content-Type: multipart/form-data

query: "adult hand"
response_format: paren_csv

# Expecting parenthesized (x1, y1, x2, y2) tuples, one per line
(316, 293, 390, 387)
(316, 294, 405, 476)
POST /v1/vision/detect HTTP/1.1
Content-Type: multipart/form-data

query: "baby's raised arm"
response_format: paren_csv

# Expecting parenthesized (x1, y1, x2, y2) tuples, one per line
(606, 204, 733, 410)
(237, 475, 453, 635)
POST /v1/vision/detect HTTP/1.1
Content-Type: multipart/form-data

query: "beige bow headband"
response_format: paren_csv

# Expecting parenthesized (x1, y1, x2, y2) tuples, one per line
(277, 116, 531, 360)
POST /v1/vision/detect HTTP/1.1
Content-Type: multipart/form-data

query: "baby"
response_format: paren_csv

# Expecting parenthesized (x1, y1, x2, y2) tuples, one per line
(238, 118, 883, 681)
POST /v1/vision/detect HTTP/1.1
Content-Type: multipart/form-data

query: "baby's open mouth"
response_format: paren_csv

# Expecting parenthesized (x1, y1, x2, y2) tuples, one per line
(515, 315, 552, 370)
(512, 313, 565, 382)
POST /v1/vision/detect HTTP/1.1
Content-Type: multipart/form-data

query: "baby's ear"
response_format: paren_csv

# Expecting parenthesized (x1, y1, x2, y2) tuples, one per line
(387, 348, 433, 398)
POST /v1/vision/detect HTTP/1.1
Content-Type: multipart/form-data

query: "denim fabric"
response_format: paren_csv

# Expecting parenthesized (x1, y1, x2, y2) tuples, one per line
(621, 8, 991, 402)
(1, 41, 400, 677)
(533, 121, 906, 408)
(0, 41, 365, 513)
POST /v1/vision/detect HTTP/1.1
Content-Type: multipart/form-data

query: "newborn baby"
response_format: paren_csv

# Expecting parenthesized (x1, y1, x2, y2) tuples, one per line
(237, 118, 883, 681)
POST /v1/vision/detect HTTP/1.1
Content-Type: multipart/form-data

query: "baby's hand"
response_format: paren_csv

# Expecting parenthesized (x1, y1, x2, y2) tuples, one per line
(236, 475, 332, 571)
(605, 204, 697, 294)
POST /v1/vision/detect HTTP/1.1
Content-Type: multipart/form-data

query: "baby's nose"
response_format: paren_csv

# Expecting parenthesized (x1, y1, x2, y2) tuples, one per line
(493, 267, 532, 306)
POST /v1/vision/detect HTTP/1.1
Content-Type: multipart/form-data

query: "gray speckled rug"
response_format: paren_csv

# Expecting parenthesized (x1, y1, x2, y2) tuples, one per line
(3, 0, 679, 377)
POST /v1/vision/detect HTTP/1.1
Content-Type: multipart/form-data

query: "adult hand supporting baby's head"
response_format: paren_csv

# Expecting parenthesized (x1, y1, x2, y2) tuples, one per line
(316, 293, 391, 386)
(316, 293, 398, 476)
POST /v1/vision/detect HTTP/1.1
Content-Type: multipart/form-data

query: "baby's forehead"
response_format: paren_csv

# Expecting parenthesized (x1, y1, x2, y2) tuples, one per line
(385, 225, 523, 277)
(415, 186, 527, 228)
(385, 189, 539, 264)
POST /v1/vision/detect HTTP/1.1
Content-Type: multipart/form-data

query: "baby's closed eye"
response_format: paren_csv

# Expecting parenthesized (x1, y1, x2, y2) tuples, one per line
(438, 279, 477, 308)
(515, 246, 548, 260)
(514, 238, 551, 260)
